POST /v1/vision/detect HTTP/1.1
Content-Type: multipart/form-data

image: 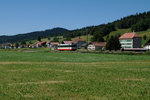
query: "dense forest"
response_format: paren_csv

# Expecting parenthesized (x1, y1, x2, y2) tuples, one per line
(0, 11, 150, 43)
(66, 11, 150, 42)
(0, 28, 69, 43)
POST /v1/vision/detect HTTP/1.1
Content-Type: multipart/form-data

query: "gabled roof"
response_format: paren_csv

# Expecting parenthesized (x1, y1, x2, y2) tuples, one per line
(90, 42, 106, 47)
(36, 41, 46, 45)
(50, 42, 59, 45)
(36, 41, 43, 45)
(73, 38, 86, 43)
(29, 44, 35, 46)
(63, 41, 72, 44)
(119, 33, 141, 39)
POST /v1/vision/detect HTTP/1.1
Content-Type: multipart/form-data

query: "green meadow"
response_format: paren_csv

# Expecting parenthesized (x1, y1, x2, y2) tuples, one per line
(0, 50, 150, 100)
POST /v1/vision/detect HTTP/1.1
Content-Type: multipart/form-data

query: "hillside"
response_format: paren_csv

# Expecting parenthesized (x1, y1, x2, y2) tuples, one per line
(0, 11, 150, 44)
(0, 28, 69, 43)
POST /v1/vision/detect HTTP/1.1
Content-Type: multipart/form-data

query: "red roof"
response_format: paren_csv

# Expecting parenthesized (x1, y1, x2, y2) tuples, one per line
(73, 38, 85, 43)
(91, 42, 106, 47)
(119, 33, 141, 39)
(36, 41, 43, 45)
(63, 41, 72, 44)
(29, 44, 34, 46)
(51, 42, 59, 45)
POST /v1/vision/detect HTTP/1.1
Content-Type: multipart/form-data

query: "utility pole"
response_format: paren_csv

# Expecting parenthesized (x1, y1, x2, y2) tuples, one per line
(86, 29, 88, 50)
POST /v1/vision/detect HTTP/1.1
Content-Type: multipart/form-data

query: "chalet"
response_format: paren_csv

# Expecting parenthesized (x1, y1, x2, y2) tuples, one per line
(119, 32, 142, 49)
(88, 42, 106, 51)
(35, 41, 46, 48)
(29, 44, 35, 48)
(46, 41, 52, 48)
(144, 39, 150, 50)
(73, 38, 86, 49)
(0, 43, 13, 49)
(50, 42, 59, 50)
(62, 41, 73, 44)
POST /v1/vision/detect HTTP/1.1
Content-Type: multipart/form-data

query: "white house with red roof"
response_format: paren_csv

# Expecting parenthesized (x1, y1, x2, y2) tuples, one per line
(88, 42, 106, 50)
(119, 32, 142, 48)
(62, 41, 73, 44)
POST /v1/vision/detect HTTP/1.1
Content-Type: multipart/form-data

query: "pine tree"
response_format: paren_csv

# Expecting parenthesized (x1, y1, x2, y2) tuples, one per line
(106, 35, 121, 51)
(38, 36, 41, 41)
(143, 35, 147, 40)
(91, 32, 104, 42)
(53, 37, 59, 42)
(15, 42, 19, 48)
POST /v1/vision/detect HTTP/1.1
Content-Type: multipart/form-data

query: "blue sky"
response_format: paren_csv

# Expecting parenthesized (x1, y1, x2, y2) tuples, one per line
(0, 0, 150, 35)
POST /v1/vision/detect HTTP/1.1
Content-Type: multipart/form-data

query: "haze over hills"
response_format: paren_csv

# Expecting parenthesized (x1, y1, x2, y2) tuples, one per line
(0, 11, 150, 44)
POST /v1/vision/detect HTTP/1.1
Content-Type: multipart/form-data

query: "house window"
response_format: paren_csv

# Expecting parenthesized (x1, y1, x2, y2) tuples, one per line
(121, 43, 132, 45)
(120, 39, 132, 42)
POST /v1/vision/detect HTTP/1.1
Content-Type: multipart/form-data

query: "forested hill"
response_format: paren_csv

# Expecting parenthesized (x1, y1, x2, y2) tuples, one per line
(66, 11, 150, 42)
(0, 11, 150, 43)
(0, 28, 69, 43)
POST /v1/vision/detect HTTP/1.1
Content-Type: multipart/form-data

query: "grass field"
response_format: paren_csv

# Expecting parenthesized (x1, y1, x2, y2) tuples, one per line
(0, 50, 150, 100)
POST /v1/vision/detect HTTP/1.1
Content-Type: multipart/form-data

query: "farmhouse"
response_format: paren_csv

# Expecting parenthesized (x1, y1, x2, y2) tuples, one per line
(119, 32, 142, 48)
(50, 42, 59, 50)
(73, 38, 86, 49)
(88, 42, 106, 50)
(29, 44, 35, 48)
(0, 43, 13, 49)
(144, 39, 150, 50)
(35, 41, 46, 48)
(62, 41, 73, 44)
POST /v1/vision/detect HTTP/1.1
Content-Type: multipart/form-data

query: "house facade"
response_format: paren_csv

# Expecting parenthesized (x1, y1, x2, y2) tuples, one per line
(50, 42, 59, 50)
(0, 43, 13, 49)
(73, 38, 86, 49)
(35, 41, 46, 48)
(29, 44, 35, 48)
(88, 42, 106, 51)
(119, 32, 142, 48)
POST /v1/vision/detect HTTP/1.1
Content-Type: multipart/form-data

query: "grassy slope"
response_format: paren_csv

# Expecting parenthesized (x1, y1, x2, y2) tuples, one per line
(25, 28, 150, 47)
(107, 28, 150, 46)
(72, 34, 92, 42)
(0, 51, 150, 100)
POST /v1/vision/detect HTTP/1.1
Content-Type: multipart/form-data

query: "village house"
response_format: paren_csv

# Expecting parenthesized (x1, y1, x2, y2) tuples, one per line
(35, 41, 46, 48)
(62, 41, 73, 44)
(46, 41, 51, 48)
(88, 42, 106, 51)
(119, 32, 142, 49)
(29, 44, 35, 48)
(73, 38, 86, 49)
(144, 39, 150, 50)
(0, 43, 13, 49)
(50, 42, 59, 50)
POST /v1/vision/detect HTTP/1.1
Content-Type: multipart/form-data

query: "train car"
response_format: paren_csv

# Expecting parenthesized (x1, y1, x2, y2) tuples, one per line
(57, 44, 77, 51)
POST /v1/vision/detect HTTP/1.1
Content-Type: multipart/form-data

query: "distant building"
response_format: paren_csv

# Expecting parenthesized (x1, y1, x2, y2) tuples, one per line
(35, 41, 46, 48)
(50, 42, 59, 50)
(119, 32, 142, 48)
(46, 41, 52, 48)
(144, 39, 150, 50)
(62, 41, 73, 44)
(73, 38, 86, 49)
(88, 42, 106, 51)
(0, 43, 13, 49)
(29, 44, 35, 48)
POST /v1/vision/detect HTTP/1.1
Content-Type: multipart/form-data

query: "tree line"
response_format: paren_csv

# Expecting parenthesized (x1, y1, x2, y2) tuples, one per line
(0, 11, 150, 45)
